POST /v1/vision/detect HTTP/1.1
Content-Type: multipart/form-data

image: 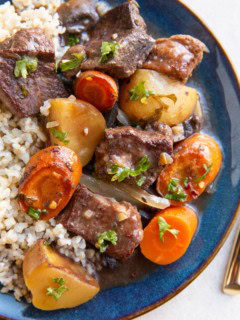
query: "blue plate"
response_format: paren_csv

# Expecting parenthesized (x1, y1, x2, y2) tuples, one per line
(0, 0, 240, 319)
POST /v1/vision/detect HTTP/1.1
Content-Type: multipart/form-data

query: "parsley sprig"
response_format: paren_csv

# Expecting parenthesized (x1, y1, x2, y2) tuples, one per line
(164, 178, 187, 202)
(47, 277, 68, 301)
(14, 56, 38, 79)
(158, 217, 179, 241)
(108, 155, 151, 186)
(50, 128, 69, 145)
(129, 81, 177, 105)
(100, 41, 120, 63)
(67, 34, 80, 47)
(28, 207, 48, 220)
(96, 230, 118, 253)
(194, 163, 213, 183)
(60, 53, 84, 72)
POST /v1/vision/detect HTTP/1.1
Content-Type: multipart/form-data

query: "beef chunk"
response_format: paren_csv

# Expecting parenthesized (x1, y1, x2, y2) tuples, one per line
(57, 0, 99, 34)
(0, 28, 55, 61)
(79, 1, 154, 78)
(95, 126, 173, 189)
(0, 28, 68, 117)
(57, 184, 143, 260)
(59, 44, 86, 79)
(143, 35, 207, 83)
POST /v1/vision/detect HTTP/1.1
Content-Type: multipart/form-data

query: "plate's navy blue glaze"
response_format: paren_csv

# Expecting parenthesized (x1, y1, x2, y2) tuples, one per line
(0, 0, 240, 319)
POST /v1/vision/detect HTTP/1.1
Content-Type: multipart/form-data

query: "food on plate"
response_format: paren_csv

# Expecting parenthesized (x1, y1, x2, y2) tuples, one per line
(19, 146, 82, 220)
(140, 206, 198, 264)
(74, 71, 118, 112)
(0, 0, 223, 311)
(120, 69, 198, 126)
(57, 184, 143, 260)
(0, 28, 68, 117)
(48, 97, 106, 166)
(94, 126, 173, 189)
(23, 240, 99, 310)
(142, 35, 207, 83)
(156, 133, 222, 203)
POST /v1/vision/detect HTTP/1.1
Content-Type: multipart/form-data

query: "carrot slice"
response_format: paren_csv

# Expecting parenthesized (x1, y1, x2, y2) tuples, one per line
(157, 133, 222, 204)
(19, 146, 82, 220)
(74, 71, 118, 112)
(140, 206, 198, 265)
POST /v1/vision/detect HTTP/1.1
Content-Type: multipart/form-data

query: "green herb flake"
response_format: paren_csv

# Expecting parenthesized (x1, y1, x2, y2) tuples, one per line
(19, 83, 28, 98)
(183, 177, 189, 187)
(28, 207, 48, 220)
(67, 34, 80, 47)
(47, 277, 68, 301)
(96, 230, 118, 253)
(164, 178, 187, 202)
(129, 81, 154, 103)
(44, 240, 51, 246)
(60, 53, 84, 72)
(157, 216, 179, 242)
(14, 56, 38, 79)
(194, 163, 213, 183)
(108, 155, 151, 186)
(50, 128, 69, 145)
(100, 41, 120, 63)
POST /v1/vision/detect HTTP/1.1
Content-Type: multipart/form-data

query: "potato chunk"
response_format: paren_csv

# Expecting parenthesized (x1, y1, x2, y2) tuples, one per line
(120, 69, 198, 126)
(23, 240, 99, 310)
(48, 98, 106, 166)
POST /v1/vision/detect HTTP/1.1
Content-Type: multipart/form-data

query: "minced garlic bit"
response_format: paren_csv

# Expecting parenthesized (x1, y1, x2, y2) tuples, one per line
(68, 95, 76, 102)
(86, 76, 93, 81)
(112, 33, 118, 40)
(83, 127, 89, 136)
(172, 124, 184, 135)
(199, 181, 205, 189)
(49, 201, 57, 209)
(117, 212, 128, 222)
(84, 210, 94, 219)
(76, 70, 82, 78)
(46, 121, 59, 129)
(160, 152, 173, 165)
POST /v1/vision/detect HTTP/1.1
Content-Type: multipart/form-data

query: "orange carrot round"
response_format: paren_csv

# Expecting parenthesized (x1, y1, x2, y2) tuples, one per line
(19, 146, 82, 220)
(157, 133, 222, 204)
(140, 206, 198, 265)
(74, 71, 118, 112)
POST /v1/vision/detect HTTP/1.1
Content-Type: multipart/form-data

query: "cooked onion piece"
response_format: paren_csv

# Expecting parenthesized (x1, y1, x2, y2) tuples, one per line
(81, 174, 170, 210)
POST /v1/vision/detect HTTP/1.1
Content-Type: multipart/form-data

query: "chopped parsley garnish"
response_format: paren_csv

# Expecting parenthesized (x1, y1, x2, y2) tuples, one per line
(108, 155, 151, 186)
(129, 81, 177, 105)
(47, 277, 68, 301)
(100, 41, 120, 63)
(19, 83, 28, 98)
(129, 81, 154, 103)
(158, 216, 179, 242)
(164, 178, 187, 202)
(44, 240, 51, 246)
(67, 34, 80, 47)
(96, 230, 118, 253)
(183, 177, 189, 187)
(28, 207, 47, 220)
(60, 53, 84, 72)
(50, 128, 69, 145)
(14, 56, 38, 79)
(194, 163, 213, 183)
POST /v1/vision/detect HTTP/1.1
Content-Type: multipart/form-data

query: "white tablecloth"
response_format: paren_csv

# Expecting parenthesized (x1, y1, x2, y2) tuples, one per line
(139, 0, 240, 319)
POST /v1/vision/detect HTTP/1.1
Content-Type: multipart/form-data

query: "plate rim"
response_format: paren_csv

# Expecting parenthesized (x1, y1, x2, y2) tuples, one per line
(0, 1, 240, 320)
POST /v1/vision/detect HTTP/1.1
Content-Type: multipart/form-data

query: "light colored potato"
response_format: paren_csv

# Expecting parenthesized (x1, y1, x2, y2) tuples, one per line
(120, 69, 198, 126)
(48, 98, 106, 166)
(23, 240, 100, 310)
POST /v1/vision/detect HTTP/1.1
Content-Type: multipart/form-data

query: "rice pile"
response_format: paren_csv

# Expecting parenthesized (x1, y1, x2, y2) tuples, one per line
(0, 0, 102, 302)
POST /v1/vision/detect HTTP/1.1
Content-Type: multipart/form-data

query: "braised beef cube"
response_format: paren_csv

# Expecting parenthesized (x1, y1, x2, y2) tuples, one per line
(95, 126, 173, 189)
(57, 0, 99, 34)
(143, 35, 207, 83)
(0, 28, 55, 61)
(0, 28, 68, 118)
(57, 184, 143, 260)
(59, 44, 86, 79)
(79, 1, 154, 78)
